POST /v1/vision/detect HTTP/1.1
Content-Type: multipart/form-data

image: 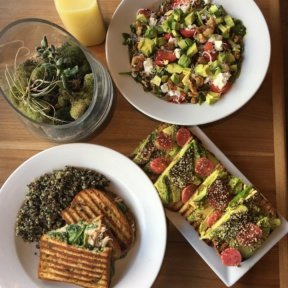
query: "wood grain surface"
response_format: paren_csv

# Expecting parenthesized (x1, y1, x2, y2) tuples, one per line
(0, 0, 287, 287)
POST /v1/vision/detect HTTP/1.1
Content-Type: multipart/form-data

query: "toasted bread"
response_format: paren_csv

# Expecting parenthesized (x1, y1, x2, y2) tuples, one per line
(61, 188, 135, 256)
(38, 234, 112, 288)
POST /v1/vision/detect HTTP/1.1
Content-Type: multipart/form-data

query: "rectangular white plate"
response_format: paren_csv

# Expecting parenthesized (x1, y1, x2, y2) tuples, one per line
(165, 126, 288, 287)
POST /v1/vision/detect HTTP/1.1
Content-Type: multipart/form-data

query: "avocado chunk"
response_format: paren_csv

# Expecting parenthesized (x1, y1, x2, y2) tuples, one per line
(170, 73, 180, 84)
(209, 4, 219, 14)
(185, 12, 196, 26)
(137, 38, 156, 56)
(224, 15, 235, 28)
(178, 38, 193, 50)
(151, 75, 162, 86)
(194, 64, 210, 77)
(218, 24, 230, 38)
(206, 91, 221, 105)
(166, 63, 184, 74)
(186, 42, 198, 57)
(178, 54, 191, 68)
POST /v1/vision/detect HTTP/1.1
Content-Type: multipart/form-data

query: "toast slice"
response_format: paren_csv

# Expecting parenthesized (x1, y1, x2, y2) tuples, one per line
(61, 188, 135, 256)
(130, 123, 191, 182)
(38, 218, 114, 288)
(154, 137, 219, 210)
(200, 188, 281, 265)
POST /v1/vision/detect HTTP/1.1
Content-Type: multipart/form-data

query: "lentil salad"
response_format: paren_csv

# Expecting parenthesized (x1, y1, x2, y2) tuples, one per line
(122, 0, 246, 104)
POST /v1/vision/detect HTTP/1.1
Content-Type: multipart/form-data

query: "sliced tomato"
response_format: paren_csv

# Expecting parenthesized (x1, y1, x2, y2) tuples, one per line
(137, 8, 152, 18)
(168, 92, 187, 104)
(155, 132, 174, 150)
(164, 33, 173, 40)
(181, 184, 198, 203)
(155, 50, 177, 66)
(150, 157, 169, 174)
(176, 127, 192, 147)
(195, 157, 214, 177)
(210, 82, 232, 94)
(236, 223, 263, 246)
(220, 248, 242, 266)
(203, 41, 214, 52)
(179, 28, 197, 38)
(172, 0, 191, 8)
(206, 210, 222, 228)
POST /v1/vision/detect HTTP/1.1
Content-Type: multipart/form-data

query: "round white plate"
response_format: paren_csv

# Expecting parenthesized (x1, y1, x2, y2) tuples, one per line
(0, 144, 167, 288)
(106, 0, 270, 125)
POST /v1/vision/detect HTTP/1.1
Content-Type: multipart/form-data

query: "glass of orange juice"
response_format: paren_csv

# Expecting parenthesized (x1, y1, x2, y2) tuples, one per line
(54, 0, 106, 46)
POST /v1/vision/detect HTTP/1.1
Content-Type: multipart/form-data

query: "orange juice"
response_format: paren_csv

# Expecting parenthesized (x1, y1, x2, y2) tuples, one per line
(54, 0, 106, 46)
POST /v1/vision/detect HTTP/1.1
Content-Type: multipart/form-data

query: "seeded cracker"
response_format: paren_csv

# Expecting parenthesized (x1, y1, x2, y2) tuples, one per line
(15, 166, 110, 243)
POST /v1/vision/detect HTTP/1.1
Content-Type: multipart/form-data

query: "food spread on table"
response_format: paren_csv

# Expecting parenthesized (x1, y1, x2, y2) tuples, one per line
(131, 124, 281, 266)
(15, 166, 136, 288)
(123, 0, 246, 104)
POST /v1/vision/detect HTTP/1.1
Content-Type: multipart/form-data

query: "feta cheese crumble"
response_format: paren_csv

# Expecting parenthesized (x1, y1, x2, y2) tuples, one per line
(143, 58, 154, 75)
(212, 72, 231, 90)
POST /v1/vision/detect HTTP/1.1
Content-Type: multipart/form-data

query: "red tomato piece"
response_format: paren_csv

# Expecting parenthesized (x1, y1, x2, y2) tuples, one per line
(164, 33, 173, 40)
(179, 28, 197, 38)
(172, 0, 191, 8)
(203, 51, 218, 62)
(155, 132, 174, 150)
(236, 223, 263, 246)
(176, 127, 192, 147)
(137, 8, 152, 18)
(181, 184, 198, 203)
(195, 157, 215, 177)
(210, 82, 232, 94)
(150, 157, 169, 174)
(155, 50, 177, 66)
(220, 248, 242, 266)
(206, 210, 222, 228)
(203, 41, 214, 51)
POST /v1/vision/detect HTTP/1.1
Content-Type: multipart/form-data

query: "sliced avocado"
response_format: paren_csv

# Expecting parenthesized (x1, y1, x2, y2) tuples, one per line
(228, 187, 253, 208)
(191, 166, 227, 202)
(166, 63, 184, 74)
(137, 38, 156, 56)
(178, 54, 191, 68)
(206, 91, 221, 105)
(154, 175, 172, 205)
(201, 205, 248, 239)
(186, 42, 198, 57)
(182, 72, 191, 87)
(194, 64, 210, 77)
(151, 75, 162, 86)
(187, 205, 215, 225)
(237, 245, 256, 259)
(228, 176, 246, 194)
(185, 12, 196, 26)
(224, 15, 235, 28)
(132, 134, 155, 165)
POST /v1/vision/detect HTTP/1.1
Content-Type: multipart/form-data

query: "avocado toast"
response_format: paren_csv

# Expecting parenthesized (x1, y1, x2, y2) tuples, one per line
(154, 135, 219, 210)
(131, 123, 193, 182)
(179, 164, 248, 231)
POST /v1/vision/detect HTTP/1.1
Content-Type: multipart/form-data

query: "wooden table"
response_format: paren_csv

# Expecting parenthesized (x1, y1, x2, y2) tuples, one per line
(0, 1, 287, 287)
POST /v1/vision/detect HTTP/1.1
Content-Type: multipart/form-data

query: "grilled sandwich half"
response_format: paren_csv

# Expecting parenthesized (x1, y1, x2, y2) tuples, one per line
(38, 216, 116, 288)
(61, 188, 136, 256)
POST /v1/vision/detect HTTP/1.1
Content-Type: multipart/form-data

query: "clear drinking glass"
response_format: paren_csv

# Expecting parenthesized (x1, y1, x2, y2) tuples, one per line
(0, 18, 113, 142)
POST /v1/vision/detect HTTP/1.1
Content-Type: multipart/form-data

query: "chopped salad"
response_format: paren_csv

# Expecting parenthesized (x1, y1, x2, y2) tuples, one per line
(122, 0, 246, 104)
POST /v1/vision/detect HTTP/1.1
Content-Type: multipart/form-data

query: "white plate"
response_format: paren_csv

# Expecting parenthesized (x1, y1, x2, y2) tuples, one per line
(166, 126, 288, 287)
(0, 144, 167, 288)
(106, 0, 271, 125)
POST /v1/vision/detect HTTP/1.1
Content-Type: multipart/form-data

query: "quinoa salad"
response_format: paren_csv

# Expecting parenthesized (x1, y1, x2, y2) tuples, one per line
(122, 0, 246, 104)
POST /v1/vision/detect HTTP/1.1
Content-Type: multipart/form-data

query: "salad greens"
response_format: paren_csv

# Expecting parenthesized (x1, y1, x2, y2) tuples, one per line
(123, 0, 246, 104)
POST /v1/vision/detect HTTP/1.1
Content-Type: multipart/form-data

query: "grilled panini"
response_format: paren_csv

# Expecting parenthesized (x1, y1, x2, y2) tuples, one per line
(61, 188, 135, 256)
(38, 217, 115, 288)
